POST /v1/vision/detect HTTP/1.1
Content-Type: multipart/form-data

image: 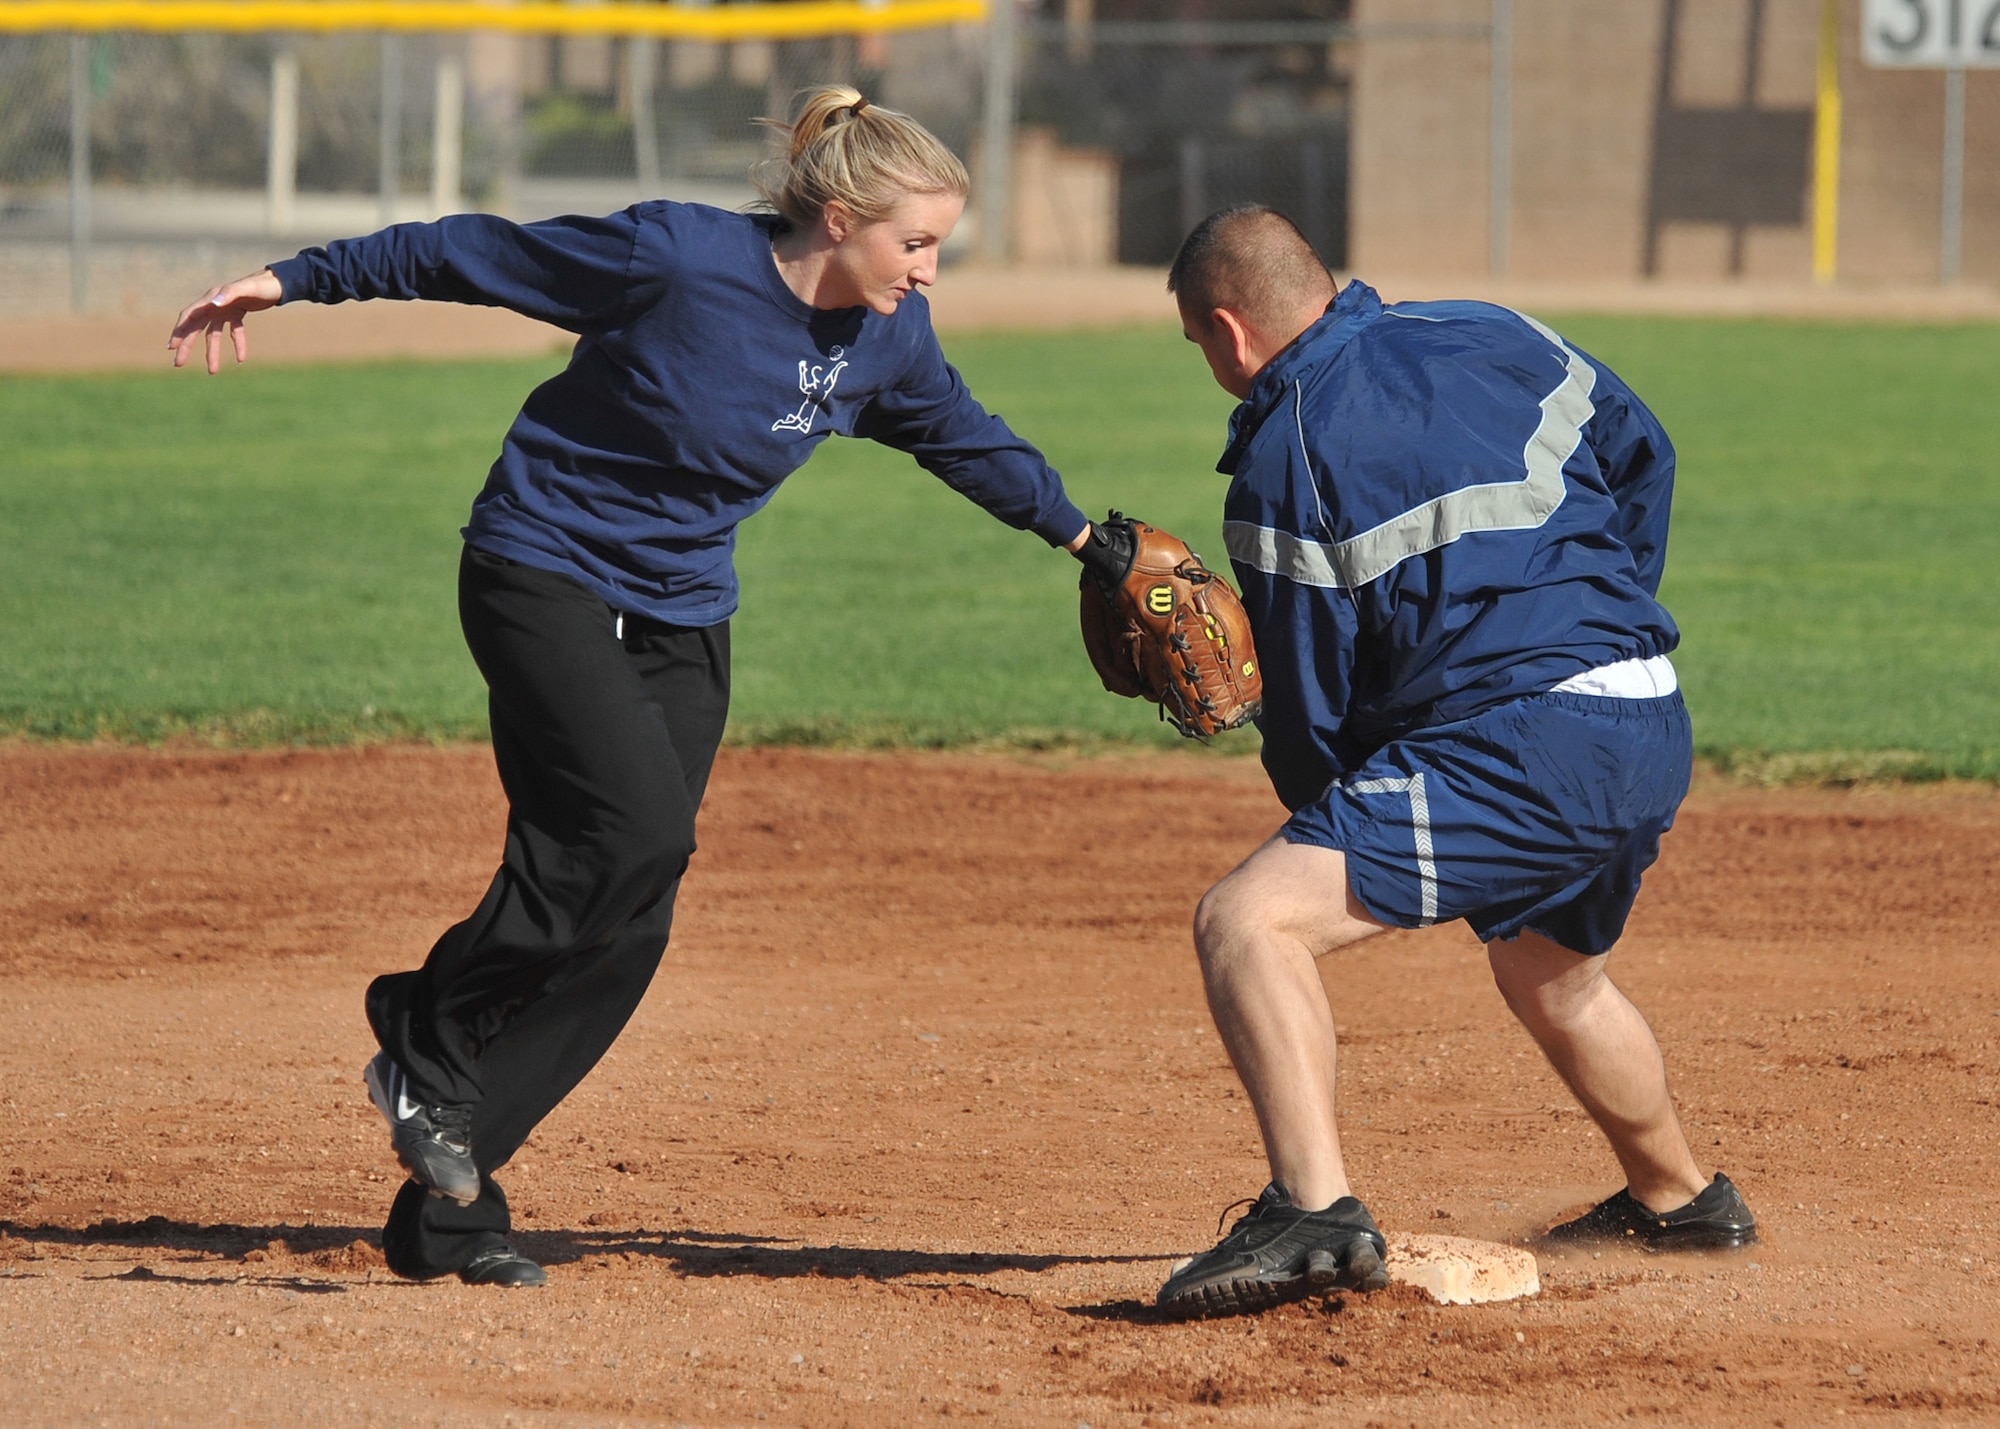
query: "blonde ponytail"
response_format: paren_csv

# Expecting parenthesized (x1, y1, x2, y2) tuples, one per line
(754, 85, 969, 230)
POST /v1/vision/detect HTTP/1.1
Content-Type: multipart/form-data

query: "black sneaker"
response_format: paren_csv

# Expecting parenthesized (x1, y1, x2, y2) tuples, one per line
(363, 1051, 480, 1206)
(1158, 1183, 1389, 1319)
(1545, 1173, 1758, 1251)
(459, 1245, 547, 1288)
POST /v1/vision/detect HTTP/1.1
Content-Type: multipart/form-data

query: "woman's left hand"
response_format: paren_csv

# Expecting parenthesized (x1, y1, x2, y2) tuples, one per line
(169, 269, 284, 375)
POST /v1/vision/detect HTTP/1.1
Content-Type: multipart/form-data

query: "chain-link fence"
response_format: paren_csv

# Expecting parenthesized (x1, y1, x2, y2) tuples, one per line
(0, 23, 995, 315)
(1, 2, 1993, 319)
(2, 32, 493, 219)
(1017, 17, 1350, 266)
(1, 9, 1355, 317)
(0, 32, 909, 274)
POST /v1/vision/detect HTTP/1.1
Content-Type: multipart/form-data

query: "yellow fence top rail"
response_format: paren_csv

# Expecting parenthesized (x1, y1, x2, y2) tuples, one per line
(0, 0, 988, 38)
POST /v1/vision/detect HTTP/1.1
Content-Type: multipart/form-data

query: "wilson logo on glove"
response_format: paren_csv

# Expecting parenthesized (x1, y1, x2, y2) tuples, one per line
(1078, 512, 1264, 740)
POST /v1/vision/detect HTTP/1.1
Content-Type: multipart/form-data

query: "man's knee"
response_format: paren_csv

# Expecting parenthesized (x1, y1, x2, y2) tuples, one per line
(1193, 837, 1384, 963)
(1192, 875, 1251, 961)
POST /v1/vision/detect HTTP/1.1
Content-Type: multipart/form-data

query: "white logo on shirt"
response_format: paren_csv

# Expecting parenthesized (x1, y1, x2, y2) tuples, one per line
(772, 346, 848, 434)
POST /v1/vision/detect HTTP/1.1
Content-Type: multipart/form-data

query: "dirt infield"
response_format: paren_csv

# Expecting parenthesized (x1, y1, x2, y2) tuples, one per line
(2, 743, 1997, 1427)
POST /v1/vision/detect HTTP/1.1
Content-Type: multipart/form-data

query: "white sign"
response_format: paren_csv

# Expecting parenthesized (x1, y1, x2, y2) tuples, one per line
(1863, 0, 2000, 66)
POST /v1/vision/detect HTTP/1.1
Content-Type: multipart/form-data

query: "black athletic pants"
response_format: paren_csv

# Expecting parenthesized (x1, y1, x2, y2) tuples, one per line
(365, 545, 730, 1278)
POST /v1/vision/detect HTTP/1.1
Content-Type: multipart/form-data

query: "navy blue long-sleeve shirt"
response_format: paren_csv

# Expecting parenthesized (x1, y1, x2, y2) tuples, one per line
(1219, 282, 1681, 811)
(271, 203, 1090, 625)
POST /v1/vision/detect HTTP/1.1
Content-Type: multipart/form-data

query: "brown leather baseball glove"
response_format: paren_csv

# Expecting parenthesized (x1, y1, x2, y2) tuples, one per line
(1076, 512, 1264, 740)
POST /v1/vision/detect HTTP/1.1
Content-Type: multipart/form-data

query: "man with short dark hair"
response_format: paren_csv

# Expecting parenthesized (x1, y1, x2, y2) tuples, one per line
(1155, 205, 1755, 1320)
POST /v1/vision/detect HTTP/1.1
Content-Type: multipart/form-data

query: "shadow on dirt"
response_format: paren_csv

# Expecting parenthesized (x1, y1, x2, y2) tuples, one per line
(517, 1225, 1171, 1284)
(1061, 1296, 1175, 1324)
(0, 1215, 378, 1255)
(0, 1216, 382, 1288)
(0, 1215, 1175, 1290)
(93, 1263, 352, 1292)
(0, 1216, 382, 1292)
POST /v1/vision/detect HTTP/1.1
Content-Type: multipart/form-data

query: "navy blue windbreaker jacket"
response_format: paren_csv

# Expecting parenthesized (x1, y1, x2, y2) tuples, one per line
(1219, 281, 1681, 811)
(271, 203, 1088, 625)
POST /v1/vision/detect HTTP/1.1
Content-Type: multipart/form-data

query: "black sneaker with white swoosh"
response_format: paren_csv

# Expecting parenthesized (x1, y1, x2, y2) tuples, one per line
(363, 1050, 481, 1205)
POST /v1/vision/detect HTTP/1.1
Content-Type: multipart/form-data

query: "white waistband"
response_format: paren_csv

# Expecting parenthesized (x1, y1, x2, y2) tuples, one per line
(1549, 654, 1678, 699)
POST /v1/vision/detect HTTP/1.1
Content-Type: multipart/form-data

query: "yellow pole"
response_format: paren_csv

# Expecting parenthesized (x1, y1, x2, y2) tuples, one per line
(0, 0, 988, 39)
(1812, 0, 1841, 285)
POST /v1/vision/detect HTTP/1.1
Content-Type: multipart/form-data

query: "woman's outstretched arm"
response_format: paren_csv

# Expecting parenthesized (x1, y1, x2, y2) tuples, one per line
(167, 208, 654, 376)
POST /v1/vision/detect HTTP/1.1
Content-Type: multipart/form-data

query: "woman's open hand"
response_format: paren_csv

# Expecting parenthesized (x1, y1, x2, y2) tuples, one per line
(169, 269, 284, 374)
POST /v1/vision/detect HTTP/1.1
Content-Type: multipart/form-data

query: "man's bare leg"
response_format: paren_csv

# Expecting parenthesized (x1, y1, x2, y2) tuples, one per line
(1192, 837, 1386, 1211)
(1487, 930, 1707, 1211)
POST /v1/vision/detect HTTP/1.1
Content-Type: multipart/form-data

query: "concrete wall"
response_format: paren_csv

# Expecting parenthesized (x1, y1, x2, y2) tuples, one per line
(1350, 0, 1494, 276)
(1509, 0, 1664, 281)
(1352, 0, 2000, 285)
(1011, 129, 1119, 267)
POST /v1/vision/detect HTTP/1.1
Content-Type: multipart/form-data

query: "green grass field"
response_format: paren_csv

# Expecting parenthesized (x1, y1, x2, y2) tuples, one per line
(2, 313, 1996, 778)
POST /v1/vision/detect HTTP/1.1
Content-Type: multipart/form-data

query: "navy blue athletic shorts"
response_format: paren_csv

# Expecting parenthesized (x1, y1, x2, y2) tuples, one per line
(1281, 689, 1694, 956)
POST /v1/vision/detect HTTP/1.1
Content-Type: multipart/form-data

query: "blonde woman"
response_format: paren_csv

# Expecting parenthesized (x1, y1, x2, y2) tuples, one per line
(170, 87, 1116, 1287)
